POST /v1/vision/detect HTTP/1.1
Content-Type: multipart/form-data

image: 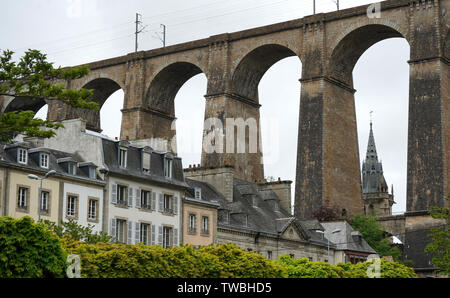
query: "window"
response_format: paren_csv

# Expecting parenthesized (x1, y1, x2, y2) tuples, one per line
(140, 190, 151, 209)
(89, 167, 96, 179)
(140, 223, 150, 245)
(40, 153, 49, 169)
(119, 148, 127, 168)
(194, 187, 201, 200)
(188, 214, 196, 234)
(88, 198, 98, 221)
(289, 254, 295, 259)
(267, 251, 273, 259)
(67, 195, 77, 218)
(164, 158, 172, 178)
(142, 152, 151, 173)
(201, 216, 209, 235)
(163, 194, 173, 213)
(163, 226, 173, 248)
(116, 219, 126, 243)
(17, 187, 28, 209)
(18, 148, 27, 164)
(68, 162, 76, 175)
(40, 191, 49, 213)
(117, 185, 127, 205)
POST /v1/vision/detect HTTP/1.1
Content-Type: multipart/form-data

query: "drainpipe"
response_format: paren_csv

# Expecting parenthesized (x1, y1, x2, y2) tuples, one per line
(102, 171, 109, 233)
(3, 167, 9, 216)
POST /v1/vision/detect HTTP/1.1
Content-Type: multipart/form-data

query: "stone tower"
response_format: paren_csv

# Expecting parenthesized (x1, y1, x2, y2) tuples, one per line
(361, 122, 395, 216)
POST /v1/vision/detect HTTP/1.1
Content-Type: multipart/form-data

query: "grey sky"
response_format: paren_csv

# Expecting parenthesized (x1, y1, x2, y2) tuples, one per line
(0, 0, 409, 213)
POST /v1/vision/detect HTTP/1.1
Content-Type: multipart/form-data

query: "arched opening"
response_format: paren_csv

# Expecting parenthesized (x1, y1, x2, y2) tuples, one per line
(174, 74, 207, 166)
(232, 44, 298, 102)
(34, 104, 48, 120)
(145, 62, 206, 158)
(233, 44, 301, 207)
(330, 24, 409, 214)
(71, 78, 122, 134)
(100, 89, 124, 140)
(4, 96, 47, 115)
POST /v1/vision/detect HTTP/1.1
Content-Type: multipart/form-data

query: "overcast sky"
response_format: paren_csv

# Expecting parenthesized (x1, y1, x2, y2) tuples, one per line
(0, 0, 409, 213)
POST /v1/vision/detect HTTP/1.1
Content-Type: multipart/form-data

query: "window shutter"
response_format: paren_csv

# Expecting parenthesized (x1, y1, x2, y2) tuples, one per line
(173, 196, 178, 215)
(158, 226, 163, 246)
(111, 184, 117, 204)
(135, 222, 140, 244)
(110, 218, 116, 240)
(151, 192, 156, 211)
(158, 193, 163, 211)
(135, 189, 141, 209)
(127, 221, 133, 244)
(151, 224, 156, 245)
(173, 228, 178, 247)
(128, 187, 133, 207)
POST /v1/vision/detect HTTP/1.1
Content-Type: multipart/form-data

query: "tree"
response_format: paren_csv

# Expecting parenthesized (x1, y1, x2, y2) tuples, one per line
(424, 194, 450, 275)
(0, 216, 67, 277)
(42, 219, 112, 244)
(0, 49, 98, 143)
(312, 199, 342, 222)
(350, 214, 402, 261)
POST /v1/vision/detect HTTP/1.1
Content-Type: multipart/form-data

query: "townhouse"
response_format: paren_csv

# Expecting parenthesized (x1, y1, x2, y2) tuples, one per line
(0, 141, 105, 232)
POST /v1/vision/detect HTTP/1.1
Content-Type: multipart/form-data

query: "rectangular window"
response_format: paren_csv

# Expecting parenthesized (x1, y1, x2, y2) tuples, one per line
(188, 214, 196, 234)
(17, 187, 28, 209)
(67, 195, 77, 217)
(18, 148, 27, 164)
(68, 162, 76, 175)
(140, 223, 150, 245)
(164, 158, 172, 178)
(267, 251, 273, 259)
(40, 153, 49, 169)
(142, 152, 151, 173)
(119, 148, 127, 168)
(116, 219, 126, 243)
(117, 185, 127, 205)
(140, 190, 151, 209)
(194, 187, 201, 200)
(163, 194, 173, 214)
(201, 216, 209, 235)
(163, 226, 173, 248)
(40, 191, 49, 212)
(89, 167, 96, 179)
(88, 199, 98, 220)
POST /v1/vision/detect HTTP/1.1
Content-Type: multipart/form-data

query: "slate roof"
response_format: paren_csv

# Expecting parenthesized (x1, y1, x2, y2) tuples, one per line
(101, 138, 188, 189)
(0, 142, 103, 183)
(185, 177, 329, 245)
(320, 221, 376, 254)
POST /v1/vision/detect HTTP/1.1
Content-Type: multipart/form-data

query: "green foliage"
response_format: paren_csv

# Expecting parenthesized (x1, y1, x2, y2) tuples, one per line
(277, 255, 417, 278)
(62, 241, 286, 278)
(424, 194, 450, 275)
(350, 214, 402, 261)
(0, 216, 67, 277)
(0, 49, 98, 143)
(276, 255, 345, 278)
(42, 219, 112, 244)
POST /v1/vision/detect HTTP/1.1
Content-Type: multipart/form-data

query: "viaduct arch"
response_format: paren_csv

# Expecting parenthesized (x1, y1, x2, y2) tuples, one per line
(2, 0, 449, 220)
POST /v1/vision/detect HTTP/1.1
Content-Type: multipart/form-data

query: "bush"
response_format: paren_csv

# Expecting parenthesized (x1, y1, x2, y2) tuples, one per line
(0, 216, 67, 277)
(277, 255, 417, 278)
(62, 240, 285, 278)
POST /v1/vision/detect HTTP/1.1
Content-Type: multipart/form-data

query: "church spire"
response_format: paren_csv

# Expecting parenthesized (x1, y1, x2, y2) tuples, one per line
(366, 120, 378, 162)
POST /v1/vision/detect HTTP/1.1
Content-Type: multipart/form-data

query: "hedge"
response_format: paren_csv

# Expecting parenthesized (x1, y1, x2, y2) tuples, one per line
(0, 216, 67, 278)
(62, 239, 286, 278)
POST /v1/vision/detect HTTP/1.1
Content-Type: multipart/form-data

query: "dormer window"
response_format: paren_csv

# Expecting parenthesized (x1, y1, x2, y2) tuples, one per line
(119, 148, 127, 168)
(18, 148, 28, 164)
(164, 157, 173, 178)
(40, 153, 49, 169)
(194, 187, 201, 200)
(142, 152, 151, 174)
(68, 162, 77, 175)
(89, 167, 96, 179)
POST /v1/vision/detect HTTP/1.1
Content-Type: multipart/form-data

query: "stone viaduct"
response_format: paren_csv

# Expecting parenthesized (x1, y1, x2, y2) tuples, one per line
(1, 0, 449, 220)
